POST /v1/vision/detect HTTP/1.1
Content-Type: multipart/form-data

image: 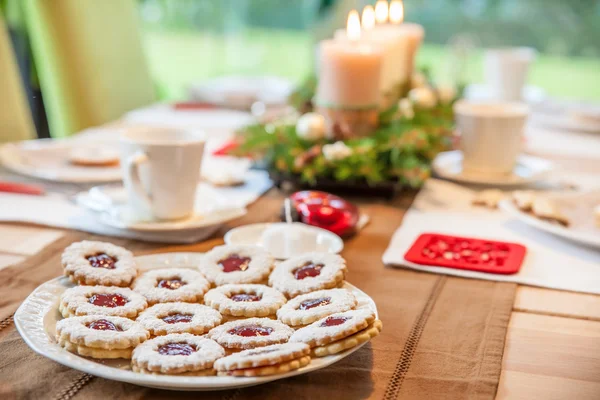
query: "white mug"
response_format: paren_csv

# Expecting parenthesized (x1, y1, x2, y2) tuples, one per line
(119, 127, 205, 221)
(484, 47, 536, 101)
(454, 101, 529, 176)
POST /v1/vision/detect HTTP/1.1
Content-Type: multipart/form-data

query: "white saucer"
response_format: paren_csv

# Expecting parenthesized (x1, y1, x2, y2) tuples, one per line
(432, 150, 553, 186)
(464, 84, 546, 105)
(224, 222, 344, 259)
(75, 184, 247, 232)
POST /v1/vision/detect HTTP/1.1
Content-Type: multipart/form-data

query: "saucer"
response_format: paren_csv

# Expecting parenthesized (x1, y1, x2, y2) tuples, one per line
(432, 150, 553, 186)
(464, 84, 546, 105)
(75, 184, 247, 232)
(224, 222, 344, 259)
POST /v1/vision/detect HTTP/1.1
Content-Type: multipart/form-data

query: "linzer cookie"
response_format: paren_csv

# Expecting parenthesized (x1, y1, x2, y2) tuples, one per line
(199, 245, 274, 286)
(208, 317, 294, 351)
(59, 285, 148, 319)
(136, 303, 222, 336)
(289, 309, 382, 357)
(203, 284, 287, 319)
(62, 241, 137, 287)
(56, 315, 149, 359)
(132, 268, 210, 305)
(214, 342, 311, 377)
(277, 288, 357, 327)
(269, 253, 347, 298)
(132, 334, 225, 375)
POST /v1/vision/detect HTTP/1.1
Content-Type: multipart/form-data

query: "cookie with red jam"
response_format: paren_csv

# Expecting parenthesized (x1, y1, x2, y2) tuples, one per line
(268, 253, 347, 298)
(136, 303, 222, 336)
(199, 245, 274, 286)
(131, 334, 225, 375)
(59, 285, 148, 319)
(207, 317, 294, 352)
(277, 288, 357, 327)
(56, 315, 149, 359)
(62, 241, 137, 287)
(203, 284, 286, 319)
(132, 268, 210, 305)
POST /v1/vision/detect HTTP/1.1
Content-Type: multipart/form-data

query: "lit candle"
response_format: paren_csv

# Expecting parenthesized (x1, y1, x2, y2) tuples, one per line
(316, 10, 383, 109)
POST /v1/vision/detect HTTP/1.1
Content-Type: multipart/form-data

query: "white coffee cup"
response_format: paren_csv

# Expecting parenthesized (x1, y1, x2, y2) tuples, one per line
(484, 47, 536, 101)
(120, 127, 205, 221)
(454, 100, 529, 176)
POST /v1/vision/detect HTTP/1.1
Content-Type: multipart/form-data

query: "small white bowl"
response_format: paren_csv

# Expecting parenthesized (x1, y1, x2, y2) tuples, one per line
(224, 222, 344, 259)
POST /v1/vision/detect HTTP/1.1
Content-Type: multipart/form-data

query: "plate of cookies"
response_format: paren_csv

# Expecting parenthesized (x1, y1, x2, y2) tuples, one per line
(15, 241, 382, 391)
(499, 190, 600, 249)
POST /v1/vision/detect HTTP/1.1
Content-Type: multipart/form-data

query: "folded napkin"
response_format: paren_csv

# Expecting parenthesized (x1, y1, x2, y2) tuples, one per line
(383, 179, 600, 295)
(0, 170, 271, 244)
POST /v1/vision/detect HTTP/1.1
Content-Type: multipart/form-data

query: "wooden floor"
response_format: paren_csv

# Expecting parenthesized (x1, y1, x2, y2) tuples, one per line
(1, 224, 598, 399)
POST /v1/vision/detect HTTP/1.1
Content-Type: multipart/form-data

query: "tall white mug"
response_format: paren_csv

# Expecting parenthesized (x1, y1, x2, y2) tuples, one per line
(454, 101, 529, 176)
(119, 127, 205, 221)
(484, 47, 536, 101)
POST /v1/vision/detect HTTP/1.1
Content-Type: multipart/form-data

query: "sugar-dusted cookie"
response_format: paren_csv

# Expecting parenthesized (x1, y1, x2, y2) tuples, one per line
(136, 303, 222, 336)
(472, 189, 504, 209)
(215, 342, 311, 377)
(62, 241, 137, 287)
(132, 333, 225, 375)
(56, 315, 149, 359)
(532, 197, 569, 226)
(59, 285, 148, 319)
(512, 190, 536, 212)
(269, 253, 347, 298)
(277, 288, 357, 327)
(199, 245, 274, 286)
(207, 317, 294, 351)
(68, 146, 120, 167)
(203, 284, 287, 318)
(132, 268, 210, 305)
(289, 309, 377, 352)
(312, 319, 382, 357)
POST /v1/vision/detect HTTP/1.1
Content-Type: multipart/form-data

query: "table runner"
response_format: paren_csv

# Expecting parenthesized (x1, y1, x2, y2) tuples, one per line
(0, 193, 516, 400)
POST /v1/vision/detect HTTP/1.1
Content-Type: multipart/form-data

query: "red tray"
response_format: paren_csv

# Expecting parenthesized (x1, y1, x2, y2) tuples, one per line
(404, 233, 527, 275)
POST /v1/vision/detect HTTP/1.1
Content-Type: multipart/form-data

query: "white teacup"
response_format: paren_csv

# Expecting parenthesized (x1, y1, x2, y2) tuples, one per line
(120, 127, 205, 221)
(484, 47, 536, 101)
(454, 101, 529, 176)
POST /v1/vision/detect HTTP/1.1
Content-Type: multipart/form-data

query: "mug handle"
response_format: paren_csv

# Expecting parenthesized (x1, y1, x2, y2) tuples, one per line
(126, 151, 152, 208)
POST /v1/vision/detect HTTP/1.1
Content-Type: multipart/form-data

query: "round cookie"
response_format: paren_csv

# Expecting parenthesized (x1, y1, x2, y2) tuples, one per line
(56, 315, 149, 359)
(269, 253, 347, 298)
(277, 288, 357, 327)
(214, 342, 310, 375)
(203, 284, 287, 318)
(136, 303, 222, 336)
(59, 285, 148, 319)
(312, 319, 382, 357)
(132, 334, 225, 375)
(199, 245, 274, 286)
(207, 317, 294, 351)
(62, 241, 137, 287)
(132, 268, 210, 305)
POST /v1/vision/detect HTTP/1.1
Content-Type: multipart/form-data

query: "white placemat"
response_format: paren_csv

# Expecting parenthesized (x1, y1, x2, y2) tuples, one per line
(382, 179, 600, 295)
(0, 170, 271, 244)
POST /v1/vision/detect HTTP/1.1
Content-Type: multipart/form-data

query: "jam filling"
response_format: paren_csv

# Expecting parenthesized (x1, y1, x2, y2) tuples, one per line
(162, 314, 193, 324)
(228, 324, 273, 337)
(86, 253, 117, 269)
(298, 297, 331, 310)
(293, 262, 324, 280)
(230, 293, 262, 302)
(320, 316, 350, 327)
(88, 293, 128, 308)
(218, 254, 251, 273)
(157, 278, 185, 290)
(87, 319, 122, 331)
(157, 343, 197, 356)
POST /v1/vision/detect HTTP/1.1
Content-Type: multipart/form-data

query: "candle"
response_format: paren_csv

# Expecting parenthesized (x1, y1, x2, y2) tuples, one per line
(316, 10, 383, 109)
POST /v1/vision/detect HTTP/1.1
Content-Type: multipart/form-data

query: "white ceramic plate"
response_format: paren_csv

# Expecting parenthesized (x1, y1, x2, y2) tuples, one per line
(224, 222, 344, 259)
(15, 252, 378, 391)
(499, 192, 600, 249)
(432, 150, 553, 186)
(75, 185, 247, 232)
(0, 139, 122, 183)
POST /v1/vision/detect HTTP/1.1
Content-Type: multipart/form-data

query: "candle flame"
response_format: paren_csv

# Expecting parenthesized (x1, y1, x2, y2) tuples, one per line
(375, 0, 389, 24)
(347, 9, 361, 41)
(361, 5, 375, 31)
(389, 0, 404, 24)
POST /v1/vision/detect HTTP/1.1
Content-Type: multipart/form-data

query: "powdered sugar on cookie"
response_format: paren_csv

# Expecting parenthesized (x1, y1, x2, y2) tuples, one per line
(59, 285, 148, 319)
(203, 284, 287, 318)
(277, 288, 357, 327)
(208, 317, 294, 350)
(199, 245, 274, 286)
(132, 268, 210, 305)
(136, 303, 222, 336)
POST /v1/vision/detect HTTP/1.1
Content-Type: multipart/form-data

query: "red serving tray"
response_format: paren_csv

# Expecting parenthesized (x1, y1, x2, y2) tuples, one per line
(404, 233, 527, 275)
